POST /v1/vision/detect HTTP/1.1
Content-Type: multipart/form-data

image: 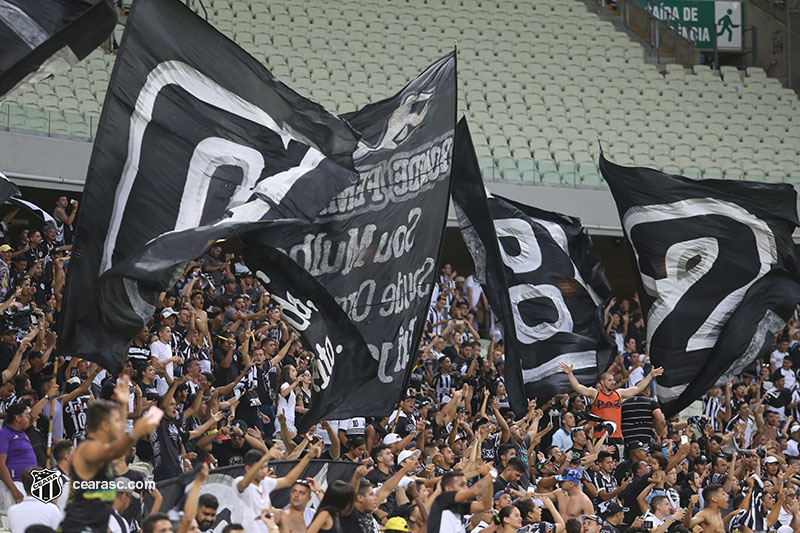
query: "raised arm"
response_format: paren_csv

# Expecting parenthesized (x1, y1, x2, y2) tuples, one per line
(178, 464, 209, 533)
(275, 441, 322, 489)
(618, 366, 664, 400)
(558, 362, 597, 399)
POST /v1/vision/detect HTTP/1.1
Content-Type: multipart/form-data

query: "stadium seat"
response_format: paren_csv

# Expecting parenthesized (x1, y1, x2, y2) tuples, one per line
(1, 0, 797, 185)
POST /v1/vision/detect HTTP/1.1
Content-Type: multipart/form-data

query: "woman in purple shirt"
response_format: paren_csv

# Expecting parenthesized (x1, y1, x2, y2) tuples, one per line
(0, 402, 38, 507)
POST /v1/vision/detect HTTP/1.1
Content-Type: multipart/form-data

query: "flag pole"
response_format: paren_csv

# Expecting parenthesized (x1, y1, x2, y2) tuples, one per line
(46, 357, 59, 468)
(391, 404, 403, 434)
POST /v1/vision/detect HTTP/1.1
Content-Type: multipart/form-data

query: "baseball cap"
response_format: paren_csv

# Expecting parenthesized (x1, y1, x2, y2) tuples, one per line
(397, 449, 421, 465)
(160, 307, 178, 318)
(114, 477, 140, 498)
(383, 433, 402, 446)
(66, 376, 81, 386)
(230, 419, 249, 434)
(0, 245, 11, 253)
(765, 456, 780, 464)
(454, 276, 465, 282)
(579, 514, 602, 524)
(791, 425, 800, 433)
(694, 455, 709, 465)
(556, 468, 582, 483)
(380, 517, 409, 532)
(626, 440, 650, 453)
(601, 501, 629, 518)
(494, 488, 511, 500)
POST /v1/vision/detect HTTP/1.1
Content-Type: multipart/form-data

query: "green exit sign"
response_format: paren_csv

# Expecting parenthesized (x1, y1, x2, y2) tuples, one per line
(635, 1, 743, 50)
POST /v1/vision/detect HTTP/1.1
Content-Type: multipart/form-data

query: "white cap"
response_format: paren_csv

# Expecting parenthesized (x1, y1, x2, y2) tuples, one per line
(791, 425, 800, 433)
(765, 456, 779, 464)
(383, 433, 402, 445)
(397, 449, 421, 465)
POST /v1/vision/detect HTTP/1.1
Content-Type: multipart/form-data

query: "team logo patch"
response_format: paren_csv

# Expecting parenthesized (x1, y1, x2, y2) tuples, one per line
(30, 468, 61, 503)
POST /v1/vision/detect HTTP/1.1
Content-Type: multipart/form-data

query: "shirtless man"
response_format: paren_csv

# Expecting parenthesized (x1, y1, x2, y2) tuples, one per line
(539, 468, 594, 520)
(272, 479, 321, 532)
(685, 483, 728, 532)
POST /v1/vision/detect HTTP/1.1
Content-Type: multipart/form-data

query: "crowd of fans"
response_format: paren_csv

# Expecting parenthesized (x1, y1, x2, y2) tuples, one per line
(0, 200, 798, 533)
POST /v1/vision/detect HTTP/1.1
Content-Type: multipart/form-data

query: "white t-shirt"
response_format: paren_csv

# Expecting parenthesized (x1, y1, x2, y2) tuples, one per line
(8, 496, 63, 532)
(464, 275, 483, 308)
(780, 367, 797, 391)
(278, 383, 296, 432)
(235, 475, 279, 533)
(339, 417, 366, 436)
(151, 340, 174, 378)
(771, 349, 789, 369)
(628, 366, 645, 388)
(642, 511, 664, 528)
(786, 439, 800, 457)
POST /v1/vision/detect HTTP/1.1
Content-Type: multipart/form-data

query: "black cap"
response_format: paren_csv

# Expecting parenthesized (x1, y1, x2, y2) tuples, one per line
(601, 501, 629, 518)
(626, 440, 650, 453)
(694, 455, 709, 465)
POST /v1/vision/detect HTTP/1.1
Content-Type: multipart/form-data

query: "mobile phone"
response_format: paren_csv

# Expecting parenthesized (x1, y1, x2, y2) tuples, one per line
(426, 456, 433, 465)
(680, 435, 689, 446)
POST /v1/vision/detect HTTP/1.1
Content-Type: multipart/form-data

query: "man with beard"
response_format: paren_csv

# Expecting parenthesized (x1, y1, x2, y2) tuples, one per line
(195, 494, 218, 532)
(343, 453, 423, 532)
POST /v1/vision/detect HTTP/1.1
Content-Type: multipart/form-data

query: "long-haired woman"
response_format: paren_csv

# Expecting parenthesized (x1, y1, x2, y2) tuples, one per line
(307, 480, 355, 533)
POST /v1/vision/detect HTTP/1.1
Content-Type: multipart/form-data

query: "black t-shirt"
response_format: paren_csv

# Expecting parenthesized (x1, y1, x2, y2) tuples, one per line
(212, 346, 241, 386)
(600, 520, 621, 533)
(137, 379, 160, 402)
(0, 342, 14, 376)
(212, 438, 252, 467)
(427, 490, 472, 533)
(619, 473, 651, 525)
(394, 412, 417, 438)
(339, 508, 378, 533)
(152, 416, 183, 472)
(365, 467, 395, 514)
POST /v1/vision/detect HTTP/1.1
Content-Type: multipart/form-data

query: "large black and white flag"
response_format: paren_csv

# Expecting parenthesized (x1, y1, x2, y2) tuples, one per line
(601, 155, 800, 416)
(7, 197, 56, 225)
(452, 121, 613, 414)
(247, 52, 457, 420)
(0, 0, 117, 97)
(240, 243, 375, 432)
(0, 172, 20, 206)
(59, 0, 360, 371)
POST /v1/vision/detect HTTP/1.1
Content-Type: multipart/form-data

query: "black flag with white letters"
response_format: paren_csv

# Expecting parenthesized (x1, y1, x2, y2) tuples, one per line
(601, 154, 800, 417)
(59, 0, 359, 371)
(452, 120, 614, 414)
(240, 243, 376, 433)
(0, 0, 117, 97)
(246, 52, 456, 420)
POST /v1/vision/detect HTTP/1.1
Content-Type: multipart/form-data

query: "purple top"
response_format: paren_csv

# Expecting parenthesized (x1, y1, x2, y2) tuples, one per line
(0, 426, 37, 481)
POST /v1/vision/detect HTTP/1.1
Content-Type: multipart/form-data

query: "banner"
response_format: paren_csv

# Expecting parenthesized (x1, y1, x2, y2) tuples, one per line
(600, 154, 800, 416)
(0, 0, 117, 96)
(452, 120, 613, 413)
(240, 244, 376, 433)
(58, 0, 359, 371)
(247, 52, 457, 419)
(156, 460, 359, 533)
(635, 1, 743, 50)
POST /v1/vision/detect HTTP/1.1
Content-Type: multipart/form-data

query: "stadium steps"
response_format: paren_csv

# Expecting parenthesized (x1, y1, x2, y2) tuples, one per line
(1, 0, 799, 188)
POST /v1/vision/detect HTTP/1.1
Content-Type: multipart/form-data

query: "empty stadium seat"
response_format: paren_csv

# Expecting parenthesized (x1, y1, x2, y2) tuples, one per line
(0, 0, 798, 185)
